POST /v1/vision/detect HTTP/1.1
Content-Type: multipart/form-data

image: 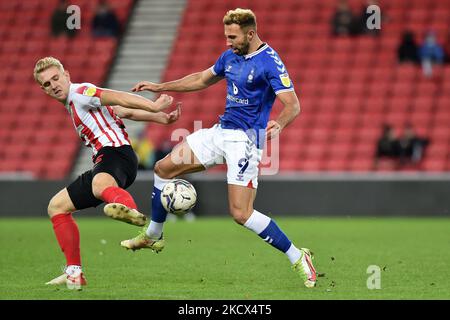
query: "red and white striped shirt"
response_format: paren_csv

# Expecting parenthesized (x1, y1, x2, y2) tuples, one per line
(65, 83, 130, 157)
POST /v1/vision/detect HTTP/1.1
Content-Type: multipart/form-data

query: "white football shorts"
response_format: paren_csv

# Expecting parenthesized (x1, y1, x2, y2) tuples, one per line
(186, 124, 263, 188)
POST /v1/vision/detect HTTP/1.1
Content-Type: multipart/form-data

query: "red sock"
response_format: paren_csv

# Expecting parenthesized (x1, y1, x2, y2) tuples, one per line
(51, 213, 81, 266)
(101, 186, 137, 210)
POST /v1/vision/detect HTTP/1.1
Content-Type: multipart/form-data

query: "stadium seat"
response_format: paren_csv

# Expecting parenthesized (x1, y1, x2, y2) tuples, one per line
(0, 0, 134, 179)
(138, 0, 450, 173)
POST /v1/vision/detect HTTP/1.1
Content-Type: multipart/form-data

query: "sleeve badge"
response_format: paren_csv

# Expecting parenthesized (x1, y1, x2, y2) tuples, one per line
(83, 87, 97, 97)
(279, 73, 291, 88)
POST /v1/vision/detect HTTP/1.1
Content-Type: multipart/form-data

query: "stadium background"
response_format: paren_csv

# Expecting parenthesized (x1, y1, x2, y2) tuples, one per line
(0, 0, 449, 300)
(0, 0, 448, 215)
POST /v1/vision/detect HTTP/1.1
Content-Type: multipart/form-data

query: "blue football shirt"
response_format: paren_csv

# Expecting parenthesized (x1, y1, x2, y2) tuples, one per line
(210, 43, 295, 148)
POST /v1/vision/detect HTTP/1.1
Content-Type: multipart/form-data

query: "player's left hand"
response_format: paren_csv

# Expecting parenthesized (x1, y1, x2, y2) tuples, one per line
(165, 102, 182, 124)
(266, 120, 282, 140)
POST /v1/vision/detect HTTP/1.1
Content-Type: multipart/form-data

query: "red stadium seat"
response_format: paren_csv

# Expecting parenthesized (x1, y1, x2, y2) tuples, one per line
(333, 128, 356, 143)
(421, 158, 447, 171)
(348, 158, 373, 171)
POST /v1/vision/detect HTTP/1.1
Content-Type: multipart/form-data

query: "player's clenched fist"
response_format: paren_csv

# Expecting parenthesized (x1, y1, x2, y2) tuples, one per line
(131, 81, 162, 92)
(154, 94, 174, 111)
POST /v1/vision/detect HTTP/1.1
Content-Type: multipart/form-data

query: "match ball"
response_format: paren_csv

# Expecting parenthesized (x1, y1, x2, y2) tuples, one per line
(160, 179, 197, 216)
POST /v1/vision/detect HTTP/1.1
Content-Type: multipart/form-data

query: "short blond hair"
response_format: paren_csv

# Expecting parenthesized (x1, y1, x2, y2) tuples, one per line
(33, 57, 65, 84)
(223, 8, 257, 31)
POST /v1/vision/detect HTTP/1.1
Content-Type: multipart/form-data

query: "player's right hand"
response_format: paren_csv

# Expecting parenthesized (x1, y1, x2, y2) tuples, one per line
(266, 120, 282, 140)
(155, 94, 174, 111)
(131, 81, 162, 92)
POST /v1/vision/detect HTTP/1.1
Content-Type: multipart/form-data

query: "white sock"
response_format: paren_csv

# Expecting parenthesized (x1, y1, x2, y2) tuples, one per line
(243, 210, 271, 233)
(153, 172, 171, 190)
(65, 265, 82, 276)
(146, 220, 164, 240)
(286, 243, 302, 264)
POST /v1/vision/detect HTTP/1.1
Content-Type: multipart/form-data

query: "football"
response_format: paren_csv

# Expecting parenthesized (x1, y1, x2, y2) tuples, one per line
(160, 179, 197, 216)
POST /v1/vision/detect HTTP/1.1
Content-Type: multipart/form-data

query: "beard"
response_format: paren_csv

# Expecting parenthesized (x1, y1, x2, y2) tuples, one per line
(234, 41, 250, 56)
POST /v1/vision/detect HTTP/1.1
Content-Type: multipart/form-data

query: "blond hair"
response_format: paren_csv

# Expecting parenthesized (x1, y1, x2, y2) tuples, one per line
(33, 57, 65, 84)
(223, 8, 257, 31)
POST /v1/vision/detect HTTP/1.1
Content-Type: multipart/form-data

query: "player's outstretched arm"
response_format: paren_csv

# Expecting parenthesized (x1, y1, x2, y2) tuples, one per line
(100, 88, 174, 112)
(112, 103, 182, 124)
(266, 91, 301, 140)
(131, 68, 223, 93)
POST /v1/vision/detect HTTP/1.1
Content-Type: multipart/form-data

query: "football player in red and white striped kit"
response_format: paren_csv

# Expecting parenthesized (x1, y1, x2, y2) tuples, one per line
(33, 56, 181, 290)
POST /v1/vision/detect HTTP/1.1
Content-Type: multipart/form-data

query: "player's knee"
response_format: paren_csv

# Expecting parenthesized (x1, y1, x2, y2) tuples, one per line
(154, 160, 176, 179)
(91, 184, 104, 200)
(232, 213, 248, 225)
(229, 207, 251, 225)
(47, 196, 66, 217)
(91, 173, 115, 199)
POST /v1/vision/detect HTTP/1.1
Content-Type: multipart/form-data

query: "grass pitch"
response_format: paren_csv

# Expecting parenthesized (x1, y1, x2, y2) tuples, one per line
(0, 216, 449, 300)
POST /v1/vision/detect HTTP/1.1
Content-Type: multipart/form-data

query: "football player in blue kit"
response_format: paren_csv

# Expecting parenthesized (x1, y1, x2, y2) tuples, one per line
(121, 8, 317, 288)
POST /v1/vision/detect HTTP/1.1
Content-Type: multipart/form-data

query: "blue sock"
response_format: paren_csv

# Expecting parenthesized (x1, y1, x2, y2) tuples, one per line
(151, 186, 167, 223)
(258, 220, 292, 253)
(146, 173, 172, 239)
(244, 210, 292, 253)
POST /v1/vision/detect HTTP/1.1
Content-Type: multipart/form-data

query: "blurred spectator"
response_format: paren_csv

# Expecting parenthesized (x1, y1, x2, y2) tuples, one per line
(132, 135, 155, 170)
(92, 0, 120, 38)
(397, 31, 420, 64)
(444, 31, 450, 63)
(419, 31, 445, 77)
(331, 0, 358, 36)
(373, 124, 400, 169)
(398, 124, 429, 165)
(51, 0, 78, 38)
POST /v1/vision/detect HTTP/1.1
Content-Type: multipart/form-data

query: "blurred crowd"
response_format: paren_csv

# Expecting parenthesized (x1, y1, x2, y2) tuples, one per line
(332, 0, 381, 37)
(332, 0, 450, 78)
(374, 123, 429, 169)
(397, 30, 447, 77)
(51, 0, 121, 38)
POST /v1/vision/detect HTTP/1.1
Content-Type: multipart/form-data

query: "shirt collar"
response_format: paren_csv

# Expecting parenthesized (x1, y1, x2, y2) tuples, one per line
(244, 43, 269, 60)
(64, 83, 75, 108)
